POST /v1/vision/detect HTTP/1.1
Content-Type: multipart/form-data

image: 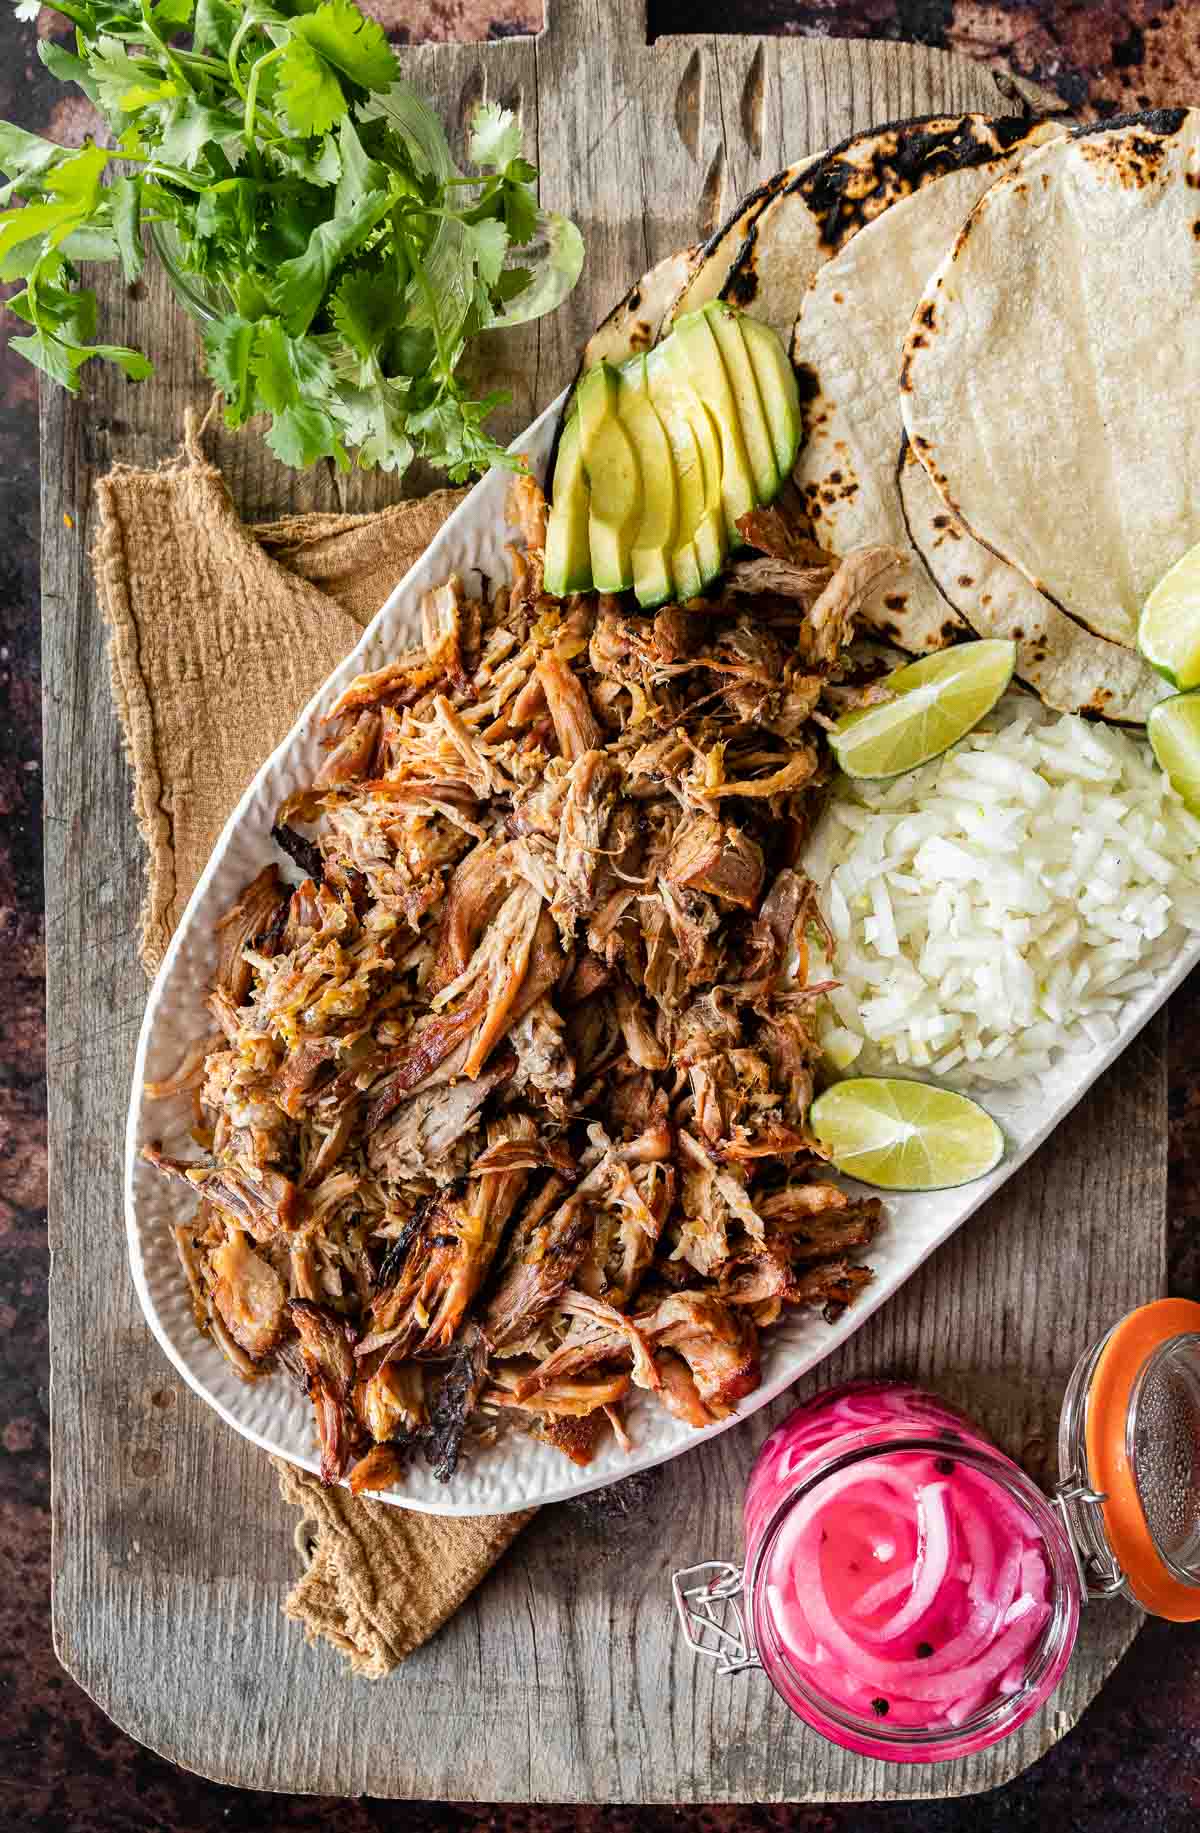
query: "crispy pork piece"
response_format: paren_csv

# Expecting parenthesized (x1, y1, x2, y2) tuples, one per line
(366, 1060, 509, 1184)
(312, 712, 381, 791)
(735, 502, 833, 570)
(485, 1367, 631, 1420)
(665, 813, 765, 910)
(347, 1441, 414, 1496)
(323, 653, 439, 723)
(802, 547, 903, 668)
(514, 1289, 660, 1401)
(425, 1322, 490, 1482)
(213, 866, 288, 1001)
(289, 1297, 358, 1484)
(652, 1350, 715, 1427)
(526, 1409, 610, 1467)
(421, 578, 469, 692)
(365, 989, 489, 1131)
(142, 1145, 299, 1241)
(362, 1116, 534, 1359)
(537, 652, 602, 761)
(429, 838, 512, 993)
(354, 1359, 427, 1442)
(510, 473, 548, 552)
(483, 1176, 588, 1350)
(553, 749, 620, 937)
(209, 1228, 287, 1361)
(637, 1291, 760, 1414)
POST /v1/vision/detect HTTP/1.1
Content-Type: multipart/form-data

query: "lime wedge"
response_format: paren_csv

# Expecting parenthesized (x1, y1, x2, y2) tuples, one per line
(1139, 542, 1200, 691)
(809, 1077, 1004, 1191)
(829, 640, 1015, 779)
(1148, 691, 1200, 814)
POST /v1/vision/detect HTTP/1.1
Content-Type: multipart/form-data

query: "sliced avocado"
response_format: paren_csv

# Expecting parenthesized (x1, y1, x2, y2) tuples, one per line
(739, 313, 802, 477)
(644, 346, 727, 598)
(618, 358, 679, 609)
(666, 308, 756, 545)
(576, 362, 642, 592)
(544, 414, 593, 597)
(704, 302, 779, 504)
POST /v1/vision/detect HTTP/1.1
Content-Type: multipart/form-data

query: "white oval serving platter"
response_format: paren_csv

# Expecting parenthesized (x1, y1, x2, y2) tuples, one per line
(124, 393, 1200, 1515)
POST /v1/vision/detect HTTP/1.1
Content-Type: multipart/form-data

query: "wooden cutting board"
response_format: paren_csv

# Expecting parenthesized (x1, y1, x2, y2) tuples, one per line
(43, 0, 1156, 1802)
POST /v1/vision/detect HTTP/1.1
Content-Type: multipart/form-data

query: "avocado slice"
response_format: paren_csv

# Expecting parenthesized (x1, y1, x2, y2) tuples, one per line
(704, 302, 779, 504)
(666, 308, 756, 545)
(544, 414, 593, 597)
(576, 362, 642, 592)
(644, 346, 727, 598)
(618, 358, 679, 609)
(739, 313, 802, 478)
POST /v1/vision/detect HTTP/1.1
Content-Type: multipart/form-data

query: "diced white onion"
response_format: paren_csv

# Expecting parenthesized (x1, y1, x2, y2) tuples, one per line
(805, 693, 1200, 1087)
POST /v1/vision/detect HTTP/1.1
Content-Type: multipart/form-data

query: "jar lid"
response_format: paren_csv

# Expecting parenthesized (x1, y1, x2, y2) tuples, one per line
(1061, 1299, 1200, 1621)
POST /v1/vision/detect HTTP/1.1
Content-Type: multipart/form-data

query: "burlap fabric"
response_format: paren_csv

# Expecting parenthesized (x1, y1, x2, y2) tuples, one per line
(93, 414, 533, 1678)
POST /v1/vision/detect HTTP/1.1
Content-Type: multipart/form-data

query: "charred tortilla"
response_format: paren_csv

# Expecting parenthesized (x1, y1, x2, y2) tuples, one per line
(901, 110, 1200, 651)
(722, 113, 1060, 346)
(898, 439, 1167, 721)
(788, 115, 1066, 656)
(581, 244, 702, 374)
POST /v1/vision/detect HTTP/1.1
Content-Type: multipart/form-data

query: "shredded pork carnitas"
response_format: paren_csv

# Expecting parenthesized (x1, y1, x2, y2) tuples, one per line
(145, 480, 896, 1490)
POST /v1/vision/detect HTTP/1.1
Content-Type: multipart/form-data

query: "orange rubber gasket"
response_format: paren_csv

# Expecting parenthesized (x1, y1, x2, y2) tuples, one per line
(1085, 1298, 1200, 1622)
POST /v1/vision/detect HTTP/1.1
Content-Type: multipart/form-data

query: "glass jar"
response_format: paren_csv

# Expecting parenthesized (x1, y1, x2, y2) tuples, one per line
(673, 1301, 1200, 1765)
(150, 221, 233, 327)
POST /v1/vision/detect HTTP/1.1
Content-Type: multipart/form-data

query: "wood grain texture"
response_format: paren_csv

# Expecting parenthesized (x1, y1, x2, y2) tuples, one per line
(44, 0, 1160, 1801)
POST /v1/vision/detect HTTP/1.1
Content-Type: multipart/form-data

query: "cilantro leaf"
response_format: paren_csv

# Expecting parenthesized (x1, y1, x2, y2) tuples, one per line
(329, 267, 397, 360)
(276, 37, 348, 138)
(202, 312, 258, 422)
(88, 37, 178, 116)
(158, 98, 244, 170)
(192, 0, 239, 55)
(0, 123, 77, 199)
(38, 40, 100, 103)
(501, 172, 539, 247)
(9, 328, 81, 387)
(290, 0, 398, 95)
(110, 175, 143, 282)
(333, 115, 386, 212)
(465, 215, 508, 289)
(467, 102, 521, 173)
(1, 0, 582, 479)
(10, 327, 150, 389)
(249, 317, 348, 468)
(358, 79, 459, 182)
(272, 185, 391, 335)
(269, 134, 341, 186)
(152, 0, 194, 28)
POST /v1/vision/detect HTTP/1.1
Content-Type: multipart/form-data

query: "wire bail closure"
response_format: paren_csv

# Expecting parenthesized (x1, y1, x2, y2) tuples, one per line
(1051, 1474, 1126, 1599)
(671, 1562, 762, 1674)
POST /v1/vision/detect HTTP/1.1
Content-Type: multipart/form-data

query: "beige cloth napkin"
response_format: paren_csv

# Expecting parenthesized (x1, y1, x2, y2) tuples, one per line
(94, 414, 533, 1678)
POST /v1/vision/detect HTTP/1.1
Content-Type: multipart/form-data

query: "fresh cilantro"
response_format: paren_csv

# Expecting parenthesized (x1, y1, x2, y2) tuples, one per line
(289, 0, 397, 95)
(276, 37, 348, 138)
(467, 102, 521, 172)
(466, 216, 508, 290)
(1, 0, 583, 478)
(272, 184, 391, 334)
(329, 266, 398, 360)
(202, 311, 257, 421)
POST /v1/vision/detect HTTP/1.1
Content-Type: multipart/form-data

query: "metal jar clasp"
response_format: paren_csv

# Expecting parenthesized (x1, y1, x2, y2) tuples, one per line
(1051, 1474, 1127, 1599)
(671, 1561, 762, 1674)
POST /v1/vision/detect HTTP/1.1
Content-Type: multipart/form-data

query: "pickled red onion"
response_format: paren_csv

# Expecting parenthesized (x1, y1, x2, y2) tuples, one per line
(762, 1449, 1055, 1732)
